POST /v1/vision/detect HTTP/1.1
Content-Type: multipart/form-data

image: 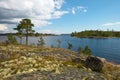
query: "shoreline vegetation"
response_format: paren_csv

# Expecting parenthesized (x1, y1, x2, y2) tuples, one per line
(0, 33, 57, 37)
(71, 30, 120, 38)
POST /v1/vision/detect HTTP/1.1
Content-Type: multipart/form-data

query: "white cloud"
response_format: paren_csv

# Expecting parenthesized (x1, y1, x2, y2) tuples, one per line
(71, 6, 87, 14)
(77, 6, 87, 13)
(0, 0, 68, 32)
(0, 0, 88, 33)
(77, 6, 85, 9)
(0, 24, 8, 31)
(32, 19, 52, 27)
(53, 11, 69, 18)
(37, 29, 61, 34)
(54, 0, 65, 9)
(72, 8, 75, 14)
(102, 22, 120, 27)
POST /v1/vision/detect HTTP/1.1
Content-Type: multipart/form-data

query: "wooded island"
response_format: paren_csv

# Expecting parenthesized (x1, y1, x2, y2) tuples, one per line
(71, 30, 120, 38)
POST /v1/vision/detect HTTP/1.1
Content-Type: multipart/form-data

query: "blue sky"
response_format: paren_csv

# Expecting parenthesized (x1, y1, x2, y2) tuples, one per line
(0, 0, 120, 34)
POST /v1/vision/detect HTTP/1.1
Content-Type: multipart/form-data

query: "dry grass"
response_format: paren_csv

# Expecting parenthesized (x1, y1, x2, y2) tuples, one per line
(102, 61, 120, 80)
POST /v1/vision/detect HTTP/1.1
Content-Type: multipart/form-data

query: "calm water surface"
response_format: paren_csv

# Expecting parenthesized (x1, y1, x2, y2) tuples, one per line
(0, 35, 120, 64)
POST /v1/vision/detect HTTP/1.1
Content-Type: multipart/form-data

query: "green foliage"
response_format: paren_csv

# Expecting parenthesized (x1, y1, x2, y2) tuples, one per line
(35, 32, 56, 37)
(78, 47, 83, 53)
(83, 45, 92, 55)
(57, 39, 61, 48)
(38, 36, 45, 47)
(14, 21, 24, 44)
(71, 30, 120, 38)
(51, 44, 55, 48)
(15, 18, 34, 45)
(68, 42, 73, 49)
(35, 32, 39, 36)
(78, 46, 92, 55)
(18, 35, 22, 44)
(7, 34, 18, 44)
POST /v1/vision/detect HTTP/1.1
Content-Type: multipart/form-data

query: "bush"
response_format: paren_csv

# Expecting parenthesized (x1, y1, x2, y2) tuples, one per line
(78, 45, 92, 55)
(68, 42, 72, 49)
(51, 44, 55, 48)
(78, 47, 83, 53)
(7, 34, 18, 44)
(37, 36, 45, 47)
(83, 45, 92, 55)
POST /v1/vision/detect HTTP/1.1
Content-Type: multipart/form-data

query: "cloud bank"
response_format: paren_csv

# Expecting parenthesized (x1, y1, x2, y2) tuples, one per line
(0, 24, 8, 31)
(0, 0, 68, 32)
(102, 22, 120, 27)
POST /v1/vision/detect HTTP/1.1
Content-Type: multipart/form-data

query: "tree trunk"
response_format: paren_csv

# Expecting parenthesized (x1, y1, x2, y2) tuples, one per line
(26, 26, 28, 45)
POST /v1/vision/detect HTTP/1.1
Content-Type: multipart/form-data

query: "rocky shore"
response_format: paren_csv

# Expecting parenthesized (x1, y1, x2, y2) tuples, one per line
(0, 45, 120, 80)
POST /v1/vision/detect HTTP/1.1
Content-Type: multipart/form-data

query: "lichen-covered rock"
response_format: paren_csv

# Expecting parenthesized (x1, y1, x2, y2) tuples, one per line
(85, 56, 103, 72)
(72, 58, 85, 64)
(0, 45, 119, 80)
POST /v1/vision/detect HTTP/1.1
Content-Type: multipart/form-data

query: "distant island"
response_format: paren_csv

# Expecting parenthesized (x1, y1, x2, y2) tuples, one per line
(71, 30, 120, 38)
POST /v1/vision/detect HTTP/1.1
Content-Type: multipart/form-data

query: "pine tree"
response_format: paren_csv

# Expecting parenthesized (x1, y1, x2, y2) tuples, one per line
(38, 36, 45, 47)
(68, 42, 73, 49)
(14, 18, 34, 45)
(83, 45, 92, 55)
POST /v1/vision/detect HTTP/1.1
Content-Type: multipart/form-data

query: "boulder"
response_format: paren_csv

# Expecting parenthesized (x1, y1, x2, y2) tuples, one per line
(85, 56, 103, 72)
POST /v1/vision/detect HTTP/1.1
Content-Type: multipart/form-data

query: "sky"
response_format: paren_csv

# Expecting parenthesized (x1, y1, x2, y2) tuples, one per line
(0, 0, 120, 34)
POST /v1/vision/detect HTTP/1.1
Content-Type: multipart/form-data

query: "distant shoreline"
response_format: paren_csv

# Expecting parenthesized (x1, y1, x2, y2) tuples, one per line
(0, 33, 57, 36)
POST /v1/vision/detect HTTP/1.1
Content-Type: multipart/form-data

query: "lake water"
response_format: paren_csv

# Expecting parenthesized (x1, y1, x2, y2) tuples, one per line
(0, 35, 120, 64)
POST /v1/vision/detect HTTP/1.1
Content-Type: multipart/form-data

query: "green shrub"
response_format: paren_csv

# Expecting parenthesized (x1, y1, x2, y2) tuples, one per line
(37, 36, 45, 47)
(78, 46, 92, 55)
(78, 47, 83, 53)
(51, 44, 55, 48)
(68, 42, 73, 49)
(83, 45, 92, 55)
(7, 34, 18, 44)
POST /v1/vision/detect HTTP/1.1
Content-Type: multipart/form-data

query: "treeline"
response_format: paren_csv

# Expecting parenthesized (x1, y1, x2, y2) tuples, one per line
(0, 33, 56, 37)
(28, 32, 56, 36)
(71, 30, 120, 38)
